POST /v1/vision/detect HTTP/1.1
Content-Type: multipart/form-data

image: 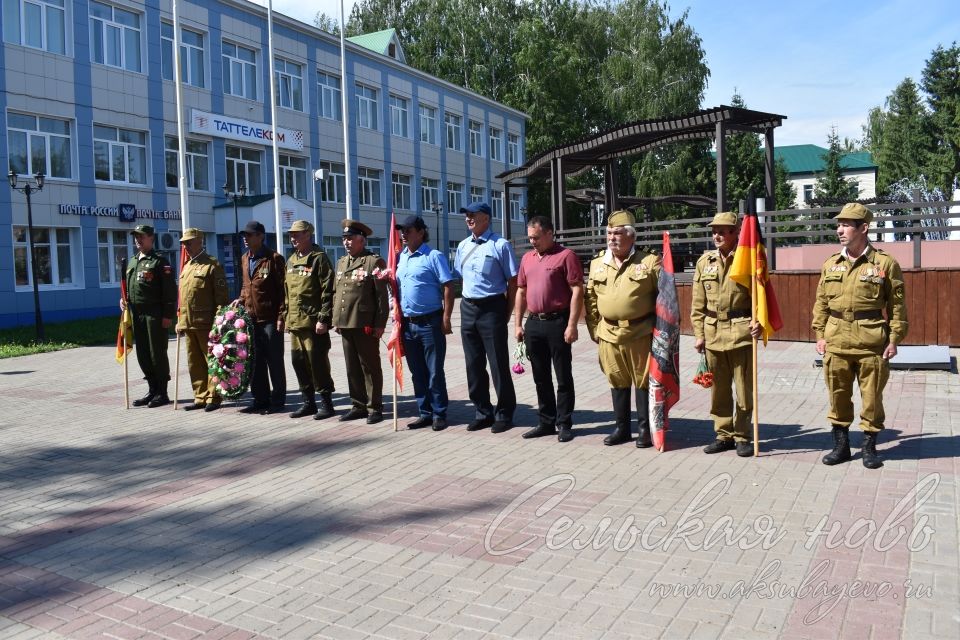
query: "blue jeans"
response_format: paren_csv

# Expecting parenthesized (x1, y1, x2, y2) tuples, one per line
(402, 311, 448, 419)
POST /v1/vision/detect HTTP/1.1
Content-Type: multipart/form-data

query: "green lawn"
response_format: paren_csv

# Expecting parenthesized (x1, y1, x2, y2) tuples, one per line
(0, 316, 119, 359)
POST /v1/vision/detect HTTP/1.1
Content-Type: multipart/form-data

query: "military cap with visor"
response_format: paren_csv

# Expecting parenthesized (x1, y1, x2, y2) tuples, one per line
(288, 219, 314, 234)
(709, 212, 739, 228)
(835, 202, 873, 224)
(179, 228, 202, 242)
(130, 224, 155, 236)
(341, 218, 373, 237)
(606, 210, 636, 227)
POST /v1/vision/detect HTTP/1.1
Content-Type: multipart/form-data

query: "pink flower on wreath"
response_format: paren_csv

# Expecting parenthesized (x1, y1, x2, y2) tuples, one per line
(235, 318, 246, 329)
(210, 376, 219, 385)
(220, 382, 229, 391)
(234, 363, 245, 373)
(212, 344, 225, 358)
(208, 331, 216, 340)
(228, 376, 240, 387)
(225, 310, 236, 321)
(237, 349, 248, 359)
(236, 332, 248, 344)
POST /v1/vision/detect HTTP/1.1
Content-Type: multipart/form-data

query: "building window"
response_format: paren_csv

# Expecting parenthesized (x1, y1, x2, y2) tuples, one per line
(13, 226, 77, 288)
(318, 71, 341, 120)
(358, 167, 382, 207)
(392, 172, 412, 210)
(469, 185, 485, 204)
(97, 229, 131, 285)
(448, 240, 458, 266)
(279, 155, 307, 200)
(164, 136, 209, 191)
(419, 104, 437, 145)
(323, 235, 345, 262)
(803, 184, 814, 204)
(3, 0, 66, 54)
(491, 190, 503, 219)
(7, 113, 72, 179)
(445, 113, 462, 151)
(161, 22, 204, 87)
(318, 161, 345, 203)
(225, 145, 261, 194)
(356, 84, 379, 130)
(421, 177, 439, 213)
(489, 127, 503, 162)
(89, 1, 141, 72)
(389, 95, 409, 138)
(469, 121, 483, 156)
(222, 41, 257, 100)
(274, 57, 303, 111)
(508, 133, 520, 165)
(446, 182, 463, 215)
(510, 193, 523, 222)
(94, 125, 147, 185)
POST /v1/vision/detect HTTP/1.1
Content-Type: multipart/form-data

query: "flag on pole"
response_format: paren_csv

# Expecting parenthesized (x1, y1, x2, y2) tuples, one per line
(729, 211, 783, 344)
(116, 262, 133, 364)
(384, 213, 404, 390)
(176, 243, 189, 313)
(648, 232, 681, 452)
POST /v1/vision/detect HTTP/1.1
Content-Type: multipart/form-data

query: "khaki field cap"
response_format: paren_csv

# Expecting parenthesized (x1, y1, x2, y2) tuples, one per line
(709, 212, 738, 227)
(289, 219, 314, 234)
(130, 224, 154, 236)
(836, 203, 873, 224)
(179, 228, 202, 242)
(607, 210, 636, 227)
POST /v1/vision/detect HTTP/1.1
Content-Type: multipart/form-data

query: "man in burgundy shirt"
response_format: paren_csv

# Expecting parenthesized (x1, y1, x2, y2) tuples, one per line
(514, 215, 584, 442)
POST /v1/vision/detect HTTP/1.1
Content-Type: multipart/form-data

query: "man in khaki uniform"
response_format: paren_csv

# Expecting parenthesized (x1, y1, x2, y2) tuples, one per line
(585, 210, 661, 447)
(691, 213, 763, 456)
(284, 220, 337, 419)
(332, 219, 389, 424)
(175, 228, 228, 411)
(812, 203, 907, 469)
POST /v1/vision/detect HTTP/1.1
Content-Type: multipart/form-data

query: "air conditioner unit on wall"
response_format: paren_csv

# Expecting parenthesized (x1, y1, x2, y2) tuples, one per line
(157, 231, 181, 251)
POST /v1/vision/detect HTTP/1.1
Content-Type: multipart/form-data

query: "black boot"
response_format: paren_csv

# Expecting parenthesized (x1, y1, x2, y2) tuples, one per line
(603, 388, 633, 446)
(635, 389, 652, 448)
(133, 381, 156, 407)
(861, 432, 884, 469)
(314, 392, 335, 420)
(822, 426, 852, 465)
(147, 383, 170, 408)
(290, 392, 317, 418)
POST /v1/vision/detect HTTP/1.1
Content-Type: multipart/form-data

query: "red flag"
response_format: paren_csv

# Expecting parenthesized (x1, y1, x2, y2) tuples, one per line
(116, 262, 133, 364)
(385, 213, 404, 390)
(729, 212, 783, 344)
(648, 232, 680, 451)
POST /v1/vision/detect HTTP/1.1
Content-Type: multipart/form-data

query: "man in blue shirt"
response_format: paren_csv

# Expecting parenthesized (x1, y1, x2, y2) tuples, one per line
(396, 215, 455, 431)
(453, 202, 519, 432)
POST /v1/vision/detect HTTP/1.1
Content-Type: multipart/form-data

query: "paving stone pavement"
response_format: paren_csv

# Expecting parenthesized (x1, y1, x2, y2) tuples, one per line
(0, 309, 958, 640)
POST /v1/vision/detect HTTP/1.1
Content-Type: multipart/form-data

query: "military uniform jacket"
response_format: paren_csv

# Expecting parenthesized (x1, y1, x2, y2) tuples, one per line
(125, 249, 176, 319)
(239, 248, 287, 323)
(691, 250, 753, 351)
(585, 248, 661, 344)
(176, 253, 228, 331)
(332, 251, 389, 330)
(811, 246, 908, 356)
(283, 245, 334, 331)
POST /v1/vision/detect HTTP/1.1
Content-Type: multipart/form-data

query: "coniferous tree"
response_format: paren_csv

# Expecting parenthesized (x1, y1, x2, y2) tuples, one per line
(876, 78, 933, 194)
(815, 127, 859, 202)
(921, 43, 960, 193)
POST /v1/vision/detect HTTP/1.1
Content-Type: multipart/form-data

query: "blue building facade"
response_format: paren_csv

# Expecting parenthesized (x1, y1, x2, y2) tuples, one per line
(0, 0, 527, 328)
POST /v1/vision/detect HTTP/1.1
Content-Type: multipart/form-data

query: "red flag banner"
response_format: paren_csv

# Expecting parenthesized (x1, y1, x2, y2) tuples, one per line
(116, 261, 133, 364)
(385, 213, 404, 390)
(648, 232, 681, 451)
(729, 212, 783, 344)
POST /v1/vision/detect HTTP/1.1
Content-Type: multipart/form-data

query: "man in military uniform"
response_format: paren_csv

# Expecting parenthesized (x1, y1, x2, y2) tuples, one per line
(121, 224, 177, 407)
(332, 219, 389, 424)
(175, 228, 228, 411)
(284, 220, 337, 419)
(812, 203, 908, 469)
(585, 210, 660, 447)
(691, 213, 763, 457)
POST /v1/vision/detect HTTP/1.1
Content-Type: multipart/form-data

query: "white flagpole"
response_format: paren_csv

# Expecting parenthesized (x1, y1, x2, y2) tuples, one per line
(266, 0, 283, 241)
(339, 0, 353, 220)
(172, 0, 189, 229)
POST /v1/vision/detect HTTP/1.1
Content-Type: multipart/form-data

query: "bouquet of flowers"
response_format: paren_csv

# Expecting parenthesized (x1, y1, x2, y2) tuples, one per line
(207, 302, 254, 399)
(512, 341, 527, 375)
(692, 353, 714, 388)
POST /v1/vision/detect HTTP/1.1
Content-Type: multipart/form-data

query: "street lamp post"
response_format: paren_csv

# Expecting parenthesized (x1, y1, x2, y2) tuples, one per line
(8, 171, 46, 341)
(431, 201, 443, 253)
(222, 184, 246, 297)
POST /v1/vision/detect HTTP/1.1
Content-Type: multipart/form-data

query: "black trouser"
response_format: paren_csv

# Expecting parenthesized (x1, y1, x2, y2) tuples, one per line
(131, 305, 169, 385)
(460, 295, 516, 423)
(525, 313, 574, 428)
(250, 320, 286, 407)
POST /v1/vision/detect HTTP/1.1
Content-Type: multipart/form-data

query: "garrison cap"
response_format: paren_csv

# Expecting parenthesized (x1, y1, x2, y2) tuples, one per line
(179, 228, 202, 242)
(607, 210, 636, 227)
(709, 212, 739, 227)
(288, 219, 314, 234)
(835, 203, 873, 224)
(131, 224, 155, 236)
(241, 220, 266, 235)
(341, 218, 373, 237)
(396, 214, 427, 230)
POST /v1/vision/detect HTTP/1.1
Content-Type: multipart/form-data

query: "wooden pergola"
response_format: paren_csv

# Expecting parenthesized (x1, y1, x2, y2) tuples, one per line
(497, 105, 786, 236)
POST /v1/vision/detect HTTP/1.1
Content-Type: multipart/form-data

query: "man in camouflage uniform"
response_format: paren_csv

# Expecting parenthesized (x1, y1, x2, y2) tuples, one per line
(812, 203, 908, 469)
(332, 219, 389, 424)
(175, 228, 228, 411)
(691, 212, 763, 457)
(284, 220, 337, 419)
(585, 210, 661, 447)
(122, 224, 177, 407)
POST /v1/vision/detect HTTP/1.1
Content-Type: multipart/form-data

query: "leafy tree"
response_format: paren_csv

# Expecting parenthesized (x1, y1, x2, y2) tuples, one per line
(921, 43, 960, 194)
(860, 106, 886, 158)
(313, 12, 341, 35)
(722, 92, 764, 209)
(876, 77, 933, 194)
(814, 127, 859, 202)
(774, 158, 796, 211)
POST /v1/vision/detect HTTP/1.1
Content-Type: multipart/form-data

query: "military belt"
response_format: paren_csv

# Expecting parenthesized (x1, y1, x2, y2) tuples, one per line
(704, 309, 751, 320)
(830, 309, 884, 321)
(603, 311, 654, 327)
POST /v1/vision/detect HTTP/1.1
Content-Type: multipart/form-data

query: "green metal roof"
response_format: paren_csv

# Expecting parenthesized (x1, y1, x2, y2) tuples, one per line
(774, 144, 877, 174)
(346, 29, 399, 56)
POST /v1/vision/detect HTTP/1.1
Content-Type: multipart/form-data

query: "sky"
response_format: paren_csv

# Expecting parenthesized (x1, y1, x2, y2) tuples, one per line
(265, 0, 958, 148)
